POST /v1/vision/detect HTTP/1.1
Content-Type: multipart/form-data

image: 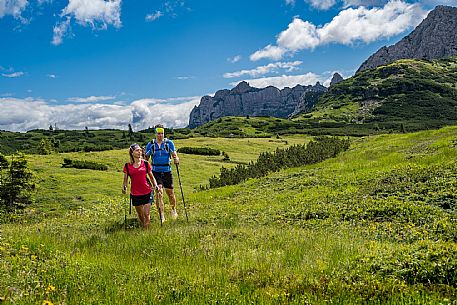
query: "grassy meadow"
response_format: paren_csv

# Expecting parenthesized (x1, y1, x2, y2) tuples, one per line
(1, 128, 456, 304)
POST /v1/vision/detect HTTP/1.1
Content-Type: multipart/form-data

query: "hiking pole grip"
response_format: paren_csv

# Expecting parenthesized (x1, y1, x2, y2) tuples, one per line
(176, 164, 189, 222)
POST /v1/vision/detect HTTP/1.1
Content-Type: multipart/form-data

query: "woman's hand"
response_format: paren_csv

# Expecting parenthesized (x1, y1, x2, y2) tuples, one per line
(155, 185, 163, 194)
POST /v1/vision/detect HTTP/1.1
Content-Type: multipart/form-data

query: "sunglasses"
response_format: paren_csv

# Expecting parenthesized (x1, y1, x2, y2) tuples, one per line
(129, 143, 141, 152)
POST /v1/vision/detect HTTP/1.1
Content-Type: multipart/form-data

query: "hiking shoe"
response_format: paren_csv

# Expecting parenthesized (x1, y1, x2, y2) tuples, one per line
(171, 209, 178, 220)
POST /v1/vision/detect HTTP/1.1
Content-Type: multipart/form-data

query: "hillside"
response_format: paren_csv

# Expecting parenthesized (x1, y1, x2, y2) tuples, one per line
(295, 56, 457, 131)
(358, 5, 457, 72)
(1, 126, 456, 303)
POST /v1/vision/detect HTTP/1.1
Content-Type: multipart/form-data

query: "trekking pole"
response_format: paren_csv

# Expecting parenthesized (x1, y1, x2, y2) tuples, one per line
(175, 164, 189, 222)
(124, 195, 127, 230)
(156, 192, 163, 227)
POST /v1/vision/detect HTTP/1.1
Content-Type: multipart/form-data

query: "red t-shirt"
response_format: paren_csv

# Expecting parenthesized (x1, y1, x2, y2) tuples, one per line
(123, 160, 152, 196)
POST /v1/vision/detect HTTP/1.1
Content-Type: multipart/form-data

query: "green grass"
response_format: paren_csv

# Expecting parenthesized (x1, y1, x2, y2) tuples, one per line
(1, 127, 457, 304)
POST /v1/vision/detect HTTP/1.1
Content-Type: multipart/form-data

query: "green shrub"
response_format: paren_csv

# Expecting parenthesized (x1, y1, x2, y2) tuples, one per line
(62, 158, 108, 171)
(177, 147, 220, 156)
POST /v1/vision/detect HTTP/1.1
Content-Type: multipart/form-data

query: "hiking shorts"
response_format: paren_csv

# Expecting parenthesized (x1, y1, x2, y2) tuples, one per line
(130, 192, 153, 206)
(152, 171, 174, 189)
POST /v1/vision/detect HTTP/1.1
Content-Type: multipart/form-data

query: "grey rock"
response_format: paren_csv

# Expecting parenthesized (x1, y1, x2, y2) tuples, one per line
(357, 5, 457, 73)
(289, 82, 328, 117)
(188, 82, 327, 128)
(330, 72, 344, 87)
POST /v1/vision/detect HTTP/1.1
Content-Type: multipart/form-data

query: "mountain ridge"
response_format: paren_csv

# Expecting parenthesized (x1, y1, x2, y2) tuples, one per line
(357, 5, 457, 72)
(188, 80, 328, 128)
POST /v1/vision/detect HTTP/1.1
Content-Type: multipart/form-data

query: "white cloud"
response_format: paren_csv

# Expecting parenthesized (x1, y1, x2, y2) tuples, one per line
(277, 18, 320, 51)
(2, 71, 24, 78)
(285, 0, 295, 5)
(145, 10, 163, 22)
(52, 0, 121, 45)
(51, 17, 71, 45)
(223, 61, 302, 78)
(0, 95, 201, 132)
(250, 44, 287, 61)
(251, 1, 427, 61)
(229, 72, 322, 89)
(175, 76, 194, 80)
(131, 97, 201, 129)
(0, 0, 28, 18)
(47, 74, 57, 78)
(227, 55, 242, 63)
(67, 95, 115, 103)
(307, 0, 337, 10)
(63, 0, 121, 28)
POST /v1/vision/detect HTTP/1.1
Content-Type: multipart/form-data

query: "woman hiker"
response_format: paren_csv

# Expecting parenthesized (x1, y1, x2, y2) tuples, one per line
(122, 143, 161, 229)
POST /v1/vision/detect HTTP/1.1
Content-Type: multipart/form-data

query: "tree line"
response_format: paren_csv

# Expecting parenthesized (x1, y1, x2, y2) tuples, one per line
(208, 137, 350, 188)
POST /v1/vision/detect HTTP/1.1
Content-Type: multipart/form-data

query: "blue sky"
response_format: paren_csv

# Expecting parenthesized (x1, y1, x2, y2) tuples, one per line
(1, 0, 455, 132)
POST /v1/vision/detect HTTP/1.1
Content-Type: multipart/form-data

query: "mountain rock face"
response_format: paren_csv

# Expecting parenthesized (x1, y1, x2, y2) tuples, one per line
(188, 81, 326, 128)
(330, 72, 344, 86)
(289, 82, 328, 117)
(357, 5, 457, 73)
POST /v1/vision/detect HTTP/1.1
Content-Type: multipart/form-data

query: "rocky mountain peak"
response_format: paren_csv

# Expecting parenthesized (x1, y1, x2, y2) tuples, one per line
(188, 82, 328, 128)
(330, 73, 344, 86)
(357, 5, 457, 72)
(232, 81, 252, 94)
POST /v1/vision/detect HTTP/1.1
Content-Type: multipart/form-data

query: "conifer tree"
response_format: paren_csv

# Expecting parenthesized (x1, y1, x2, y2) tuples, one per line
(0, 153, 35, 211)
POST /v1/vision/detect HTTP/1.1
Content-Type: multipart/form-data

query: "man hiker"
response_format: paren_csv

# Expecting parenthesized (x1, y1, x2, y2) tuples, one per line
(145, 124, 180, 223)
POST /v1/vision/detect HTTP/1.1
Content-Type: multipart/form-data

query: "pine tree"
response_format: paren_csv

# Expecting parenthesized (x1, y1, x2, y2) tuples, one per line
(38, 138, 53, 155)
(128, 124, 134, 139)
(0, 153, 35, 211)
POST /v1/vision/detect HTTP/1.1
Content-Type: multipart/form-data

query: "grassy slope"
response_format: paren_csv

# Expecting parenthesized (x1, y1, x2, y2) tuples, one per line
(1, 127, 456, 304)
(300, 56, 457, 130)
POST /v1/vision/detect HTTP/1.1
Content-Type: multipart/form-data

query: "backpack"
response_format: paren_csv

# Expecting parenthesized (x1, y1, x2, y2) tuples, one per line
(124, 160, 152, 186)
(148, 138, 172, 166)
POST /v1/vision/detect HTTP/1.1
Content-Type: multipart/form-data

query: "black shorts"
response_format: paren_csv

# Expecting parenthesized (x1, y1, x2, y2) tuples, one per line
(152, 171, 173, 189)
(130, 192, 153, 206)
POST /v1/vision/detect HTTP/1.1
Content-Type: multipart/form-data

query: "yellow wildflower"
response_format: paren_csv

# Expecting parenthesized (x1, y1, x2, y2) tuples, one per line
(46, 285, 56, 292)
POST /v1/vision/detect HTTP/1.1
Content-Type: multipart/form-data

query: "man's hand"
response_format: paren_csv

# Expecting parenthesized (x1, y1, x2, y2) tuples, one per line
(173, 157, 180, 165)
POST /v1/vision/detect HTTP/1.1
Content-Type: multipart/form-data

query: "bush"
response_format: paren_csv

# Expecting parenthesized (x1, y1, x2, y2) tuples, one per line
(62, 158, 108, 171)
(177, 147, 220, 156)
(355, 240, 457, 285)
(0, 153, 35, 211)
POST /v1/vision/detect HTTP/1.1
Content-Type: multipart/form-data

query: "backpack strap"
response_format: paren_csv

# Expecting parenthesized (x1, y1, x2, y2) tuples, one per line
(164, 138, 171, 157)
(152, 139, 156, 155)
(143, 160, 152, 187)
(144, 160, 150, 172)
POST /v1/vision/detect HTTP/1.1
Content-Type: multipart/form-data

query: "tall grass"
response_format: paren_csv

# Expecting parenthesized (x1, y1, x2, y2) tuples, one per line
(1, 127, 456, 304)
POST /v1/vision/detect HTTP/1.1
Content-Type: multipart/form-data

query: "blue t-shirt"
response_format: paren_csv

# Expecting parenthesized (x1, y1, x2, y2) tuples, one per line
(145, 139, 175, 173)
